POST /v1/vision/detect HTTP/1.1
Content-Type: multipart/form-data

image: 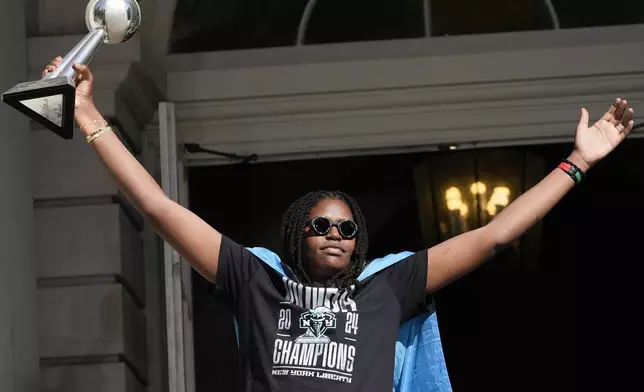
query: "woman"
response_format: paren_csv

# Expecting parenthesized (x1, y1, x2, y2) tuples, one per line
(43, 58, 634, 391)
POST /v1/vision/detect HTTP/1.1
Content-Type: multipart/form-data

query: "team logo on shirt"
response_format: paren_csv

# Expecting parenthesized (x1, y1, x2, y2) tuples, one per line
(295, 306, 336, 344)
(272, 277, 359, 384)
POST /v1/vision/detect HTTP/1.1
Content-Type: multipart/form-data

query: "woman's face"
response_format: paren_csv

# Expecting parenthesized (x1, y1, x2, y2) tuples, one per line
(302, 198, 357, 285)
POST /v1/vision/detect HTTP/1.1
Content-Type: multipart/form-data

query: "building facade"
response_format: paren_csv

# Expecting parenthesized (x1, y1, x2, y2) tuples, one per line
(1, 0, 643, 391)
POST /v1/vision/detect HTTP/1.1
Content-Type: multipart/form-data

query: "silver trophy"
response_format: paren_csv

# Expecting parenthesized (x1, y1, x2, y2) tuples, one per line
(1, 0, 141, 139)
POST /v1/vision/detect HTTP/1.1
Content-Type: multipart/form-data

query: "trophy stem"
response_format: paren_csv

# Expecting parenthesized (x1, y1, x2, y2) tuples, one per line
(44, 31, 95, 80)
(58, 29, 107, 80)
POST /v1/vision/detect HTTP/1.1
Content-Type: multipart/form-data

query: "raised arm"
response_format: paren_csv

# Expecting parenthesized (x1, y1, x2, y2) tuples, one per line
(44, 57, 222, 282)
(425, 99, 634, 293)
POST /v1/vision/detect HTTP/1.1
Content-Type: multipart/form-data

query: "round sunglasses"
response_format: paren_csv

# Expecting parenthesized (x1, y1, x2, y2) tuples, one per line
(306, 216, 358, 239)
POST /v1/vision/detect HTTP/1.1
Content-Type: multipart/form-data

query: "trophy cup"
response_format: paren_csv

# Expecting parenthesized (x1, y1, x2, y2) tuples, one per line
(1, 0, 141, 139)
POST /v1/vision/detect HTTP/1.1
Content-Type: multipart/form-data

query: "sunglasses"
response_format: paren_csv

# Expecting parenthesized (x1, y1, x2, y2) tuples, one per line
(306, 216, 358, 239)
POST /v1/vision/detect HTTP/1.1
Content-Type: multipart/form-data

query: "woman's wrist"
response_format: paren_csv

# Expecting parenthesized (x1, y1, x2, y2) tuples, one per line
(567, 150, 592, 173)
(75, 103, 105, 136)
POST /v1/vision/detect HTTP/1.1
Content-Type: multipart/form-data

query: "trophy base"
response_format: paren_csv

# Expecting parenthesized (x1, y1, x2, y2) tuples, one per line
(1, 76, 76, 140)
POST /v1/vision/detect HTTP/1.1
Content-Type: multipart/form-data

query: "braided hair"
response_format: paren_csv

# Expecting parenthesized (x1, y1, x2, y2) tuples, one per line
(279, 191, 369, 289)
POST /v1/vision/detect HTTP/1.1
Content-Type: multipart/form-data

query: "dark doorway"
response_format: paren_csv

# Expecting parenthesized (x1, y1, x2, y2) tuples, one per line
(188, 138, 644, 391)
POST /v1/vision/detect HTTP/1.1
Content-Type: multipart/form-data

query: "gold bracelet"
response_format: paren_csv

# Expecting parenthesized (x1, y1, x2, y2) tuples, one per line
(86, 125, 112, 144)
(80, 119, 107, 134)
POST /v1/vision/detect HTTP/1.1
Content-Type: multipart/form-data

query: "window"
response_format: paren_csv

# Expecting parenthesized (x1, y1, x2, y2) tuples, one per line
(169, 0, 644, 53)
(430, 0, 553, 36)
(170, 0, 424, 53)
(431, 0, 644, 36)
(551, 0, 644, 29)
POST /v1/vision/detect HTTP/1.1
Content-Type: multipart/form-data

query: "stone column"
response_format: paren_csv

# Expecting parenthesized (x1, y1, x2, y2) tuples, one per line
(0, 0, 40, 389)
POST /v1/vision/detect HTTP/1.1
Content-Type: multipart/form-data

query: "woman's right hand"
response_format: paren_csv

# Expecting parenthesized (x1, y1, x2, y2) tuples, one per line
(42, 56, 96, 115)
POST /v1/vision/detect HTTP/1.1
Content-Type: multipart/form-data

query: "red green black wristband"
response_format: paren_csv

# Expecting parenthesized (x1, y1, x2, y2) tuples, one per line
(558, 159, 585, 184)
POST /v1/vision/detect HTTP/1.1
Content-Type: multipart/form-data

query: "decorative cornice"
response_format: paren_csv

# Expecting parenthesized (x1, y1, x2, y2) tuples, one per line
(159, 25, 644, 165)
(168, 72, 644, 165)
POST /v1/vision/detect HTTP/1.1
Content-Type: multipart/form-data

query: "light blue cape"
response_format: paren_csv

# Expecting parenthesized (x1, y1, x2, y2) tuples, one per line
(241, 247, 453, 392)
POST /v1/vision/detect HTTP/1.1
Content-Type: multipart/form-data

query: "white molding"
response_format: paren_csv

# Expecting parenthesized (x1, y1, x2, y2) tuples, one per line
(161, 25, 644, 165)
(25, 25, 644, 166)
(167, 40, 644, 101)
(165, 24, 644, 72)
(166, 25, 644, 101)
(158, 102, 188, 392)
(178, 92, 644, 166)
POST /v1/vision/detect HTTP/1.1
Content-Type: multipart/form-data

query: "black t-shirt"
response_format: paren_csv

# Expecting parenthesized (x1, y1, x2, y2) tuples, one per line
(217, 236, 429, 392)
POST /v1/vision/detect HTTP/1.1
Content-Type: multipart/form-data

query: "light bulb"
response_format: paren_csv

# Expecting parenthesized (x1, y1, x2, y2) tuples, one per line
(446, 187, 463, 211)
(447, 199, 462, 211)
(486, 201, 497, 216)
(470, 181, 487, 195)
(490, 186, 511, 207)
(459, 203, 469, 217)
(445, 186, 462, 201)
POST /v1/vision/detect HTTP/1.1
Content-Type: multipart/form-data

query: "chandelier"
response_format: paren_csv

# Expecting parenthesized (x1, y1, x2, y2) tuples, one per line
(443, 181, 511, 237)
(414, 147, 546, 266)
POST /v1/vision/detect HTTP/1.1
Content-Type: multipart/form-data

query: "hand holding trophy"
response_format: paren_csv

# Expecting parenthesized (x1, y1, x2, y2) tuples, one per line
(1, 0, 141, 139)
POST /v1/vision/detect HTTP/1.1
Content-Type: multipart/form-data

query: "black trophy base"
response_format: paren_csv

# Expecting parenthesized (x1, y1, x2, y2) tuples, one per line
(1, 76, 76, 140)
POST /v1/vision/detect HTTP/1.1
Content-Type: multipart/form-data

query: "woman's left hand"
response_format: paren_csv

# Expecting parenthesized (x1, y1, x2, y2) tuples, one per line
(573, 98, 634, 169)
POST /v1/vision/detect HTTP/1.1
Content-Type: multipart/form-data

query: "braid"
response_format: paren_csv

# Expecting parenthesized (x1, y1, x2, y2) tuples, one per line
(280, 191, 369, 289)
